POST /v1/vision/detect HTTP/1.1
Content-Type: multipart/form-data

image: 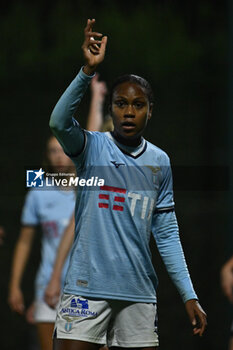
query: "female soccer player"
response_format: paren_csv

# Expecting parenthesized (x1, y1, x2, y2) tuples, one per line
(49, 19, 207, 350)
(8, 72, 107, 350)
(8, 135, 75, 350)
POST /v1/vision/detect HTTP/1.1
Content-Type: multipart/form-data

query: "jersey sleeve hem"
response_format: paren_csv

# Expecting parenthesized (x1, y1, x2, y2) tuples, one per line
(155, 206, 175, 213)
(65, 129, 87, 160)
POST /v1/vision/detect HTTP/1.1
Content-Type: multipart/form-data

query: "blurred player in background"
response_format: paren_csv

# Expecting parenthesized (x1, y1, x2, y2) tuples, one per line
(221, 256, 233, 350)
(8, 135, 75, 350)
(49, 19, 207, 350)
(8, 74, 108, 350)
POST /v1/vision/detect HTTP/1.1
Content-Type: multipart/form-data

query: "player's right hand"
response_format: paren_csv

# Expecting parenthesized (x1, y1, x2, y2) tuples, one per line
(44, 277, 60, 309)
(8, 286, 25, 314)
(82, 19, 107, 75)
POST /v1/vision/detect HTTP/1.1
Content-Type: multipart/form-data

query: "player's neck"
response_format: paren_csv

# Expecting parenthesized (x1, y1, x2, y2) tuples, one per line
(111, 131, 142, 148)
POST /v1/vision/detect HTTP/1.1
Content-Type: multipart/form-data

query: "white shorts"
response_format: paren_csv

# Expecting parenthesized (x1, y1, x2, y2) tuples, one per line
(54, 294, 159, 347)
(34, 300, 57, 323)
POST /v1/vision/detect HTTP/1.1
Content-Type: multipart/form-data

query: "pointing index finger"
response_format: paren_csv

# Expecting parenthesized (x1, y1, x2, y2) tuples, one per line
(85, 18, 95, 32)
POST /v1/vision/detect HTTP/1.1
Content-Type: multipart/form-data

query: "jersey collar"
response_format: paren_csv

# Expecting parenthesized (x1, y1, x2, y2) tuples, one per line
(105, 132, 147, 159)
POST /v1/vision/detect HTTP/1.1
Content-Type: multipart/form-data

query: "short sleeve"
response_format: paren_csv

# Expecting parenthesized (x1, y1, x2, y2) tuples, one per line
(156, 154, 175, 212)
(21, 190, 39, 226)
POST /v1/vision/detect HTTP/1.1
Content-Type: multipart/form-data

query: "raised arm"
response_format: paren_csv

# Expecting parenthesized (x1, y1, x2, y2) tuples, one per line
(86, 74, 107, 131)
(44, 215, 75, 308)
(49, 19, 107, 156)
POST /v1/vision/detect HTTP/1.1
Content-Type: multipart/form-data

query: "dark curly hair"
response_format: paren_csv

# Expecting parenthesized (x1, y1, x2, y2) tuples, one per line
(109, 74, 154, 106)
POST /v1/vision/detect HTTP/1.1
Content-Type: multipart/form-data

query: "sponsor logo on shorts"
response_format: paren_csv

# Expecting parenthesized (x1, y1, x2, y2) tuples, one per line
(61, 307, 97, 318)
(61, 298, 97, 322)
(70, 298, 89, 309)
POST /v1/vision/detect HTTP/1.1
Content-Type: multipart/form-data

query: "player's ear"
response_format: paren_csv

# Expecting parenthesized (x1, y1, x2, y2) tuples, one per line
(148, 103, 153, 120)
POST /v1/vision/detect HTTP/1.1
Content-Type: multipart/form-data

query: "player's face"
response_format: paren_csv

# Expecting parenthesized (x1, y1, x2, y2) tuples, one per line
(47, 136, 73, 172)
(111, 82, 152, 142)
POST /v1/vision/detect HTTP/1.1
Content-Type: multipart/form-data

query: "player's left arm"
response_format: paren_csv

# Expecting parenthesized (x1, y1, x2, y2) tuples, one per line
(152, 210, 207, 336)
(152, 154, 207, 336)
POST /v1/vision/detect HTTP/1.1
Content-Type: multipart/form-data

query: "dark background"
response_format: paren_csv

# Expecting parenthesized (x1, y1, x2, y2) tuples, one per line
(0, 0, 232, 349)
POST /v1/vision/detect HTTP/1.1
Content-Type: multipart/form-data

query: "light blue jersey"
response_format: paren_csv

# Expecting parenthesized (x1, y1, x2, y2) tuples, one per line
(50, 68, 197, 303)
(21, 187, 75, 300)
